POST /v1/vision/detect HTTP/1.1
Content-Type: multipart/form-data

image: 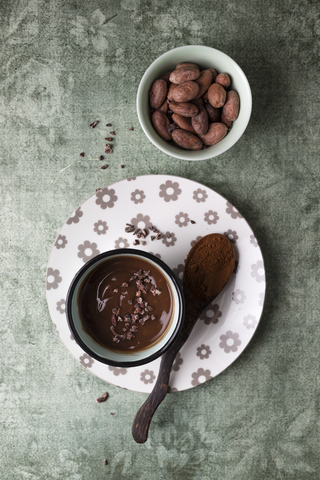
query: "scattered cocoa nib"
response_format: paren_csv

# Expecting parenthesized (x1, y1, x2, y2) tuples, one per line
(105, 137, 113, 141)
(106, 268, 163, 343)
(128, 127, 134, 131)
(156, 233, 162, 240)
(104, 459, 108, 466)
(110, 412, 115, 415)
(80, 152, 85, 157)
(151, 235, 156, 241)
(96, 392, 108, 403)
(133, 239, 140, 246)
(90, 121, 99, 128)
(106, 123, 112, 127)
(110, 131, 116, 136)
(141, 241, 146, 246)
(125, 224, 135, 233)
(120, 165, 125, 168)
(105, 149, 113, 154)
(166, 232, 171, 238)
(191, 220, 196, 224)
(98, 155, 104, 161)
(96, 188, 102, 192)
(100, 164, 108, 169)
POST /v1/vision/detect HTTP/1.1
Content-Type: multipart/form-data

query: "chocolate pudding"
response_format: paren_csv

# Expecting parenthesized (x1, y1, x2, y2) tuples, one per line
(77, 255, 174, 352)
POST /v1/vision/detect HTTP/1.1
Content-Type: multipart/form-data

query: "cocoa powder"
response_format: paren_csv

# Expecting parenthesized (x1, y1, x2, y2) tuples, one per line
(185, 234, 235, 301)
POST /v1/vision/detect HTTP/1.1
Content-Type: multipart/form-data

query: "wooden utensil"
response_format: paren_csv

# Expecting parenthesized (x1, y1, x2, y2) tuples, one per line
(132, 234, 235, 443)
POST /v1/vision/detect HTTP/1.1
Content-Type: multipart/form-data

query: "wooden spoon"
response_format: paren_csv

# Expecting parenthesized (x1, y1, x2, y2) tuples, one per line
(132, 234, 235, 443)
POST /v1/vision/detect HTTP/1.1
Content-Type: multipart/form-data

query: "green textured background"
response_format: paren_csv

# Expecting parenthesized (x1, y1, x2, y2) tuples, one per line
(1, 0, 319, 478)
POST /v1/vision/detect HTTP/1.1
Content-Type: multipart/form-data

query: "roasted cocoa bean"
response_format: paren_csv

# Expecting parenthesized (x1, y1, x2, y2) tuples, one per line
(151, 111, 172, 141)
(169, 67, 201, 84)
(172, 129, 203, 150)
(171, 81, 199, 102)
(149, 79, 168, 109)
(169, 101, 199, 117)
(199, 122, 228, 145)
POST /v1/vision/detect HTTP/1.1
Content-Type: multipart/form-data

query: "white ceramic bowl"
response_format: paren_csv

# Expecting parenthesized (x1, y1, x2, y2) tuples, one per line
(137, 45, 252, 161)
(66, 249, 185, 368)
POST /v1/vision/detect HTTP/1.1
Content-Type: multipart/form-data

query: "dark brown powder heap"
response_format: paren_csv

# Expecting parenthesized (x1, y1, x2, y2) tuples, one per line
(185, 234, 235, 301)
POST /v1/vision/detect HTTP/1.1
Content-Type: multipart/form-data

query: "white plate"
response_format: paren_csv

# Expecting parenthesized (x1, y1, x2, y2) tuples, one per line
(46, 175, 265, 393)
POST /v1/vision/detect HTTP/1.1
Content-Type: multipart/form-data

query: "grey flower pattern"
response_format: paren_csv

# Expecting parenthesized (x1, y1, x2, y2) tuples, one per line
(130, 213, 152, 230)
(226, 201, 243, 219)
(148, 252, 161, 259)
(171, 352, 183, 372)
(175, 212, 190, 227)
(95, 187, 118, 209)
(259, 291, 265, 306)
(243, 314, 257, 329)
(167, 386, 179, 393)
(250, 234, 258, 247)
(224, 229, 238, 244)
(172, 263, 184, 287)
(191, 368, 212, 386)
(193, 188, 208, 203)
(94, 220, 108, 235)
(131, 189, 145, 204)
(196, 344, 212, 360)
(159, 180, 182, 202)
(219, 331, 241, 353)
(79, 353, 94, 368)
(251, 260, 265, 283)
(56, 299, 66, 314)
(204, 210, 219, 225)
(66, 207, 83, 224)
(140, 369, 156, 384)
(55, 234, 68, 249)
(70, 9, 110, 51)
(200, 304, 222, 325)
(77, 240, 100, 263)
(232, 289, 246, 304)
(108, 366, 127, 376)
(114, 237, 130, 249)
(46, 268, 62, 290)
(191, 235, 202, 247)
(162, 232, 177, 247)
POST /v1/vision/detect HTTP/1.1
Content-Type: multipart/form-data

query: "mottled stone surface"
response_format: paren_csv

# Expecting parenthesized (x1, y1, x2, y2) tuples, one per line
(1, 0, 320, 478)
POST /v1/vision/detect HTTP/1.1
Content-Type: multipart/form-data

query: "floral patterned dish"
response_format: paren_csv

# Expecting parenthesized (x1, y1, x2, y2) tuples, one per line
(46, 175, 265, 393)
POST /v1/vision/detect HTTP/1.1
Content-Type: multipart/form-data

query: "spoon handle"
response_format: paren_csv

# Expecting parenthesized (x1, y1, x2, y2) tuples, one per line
(131, 331, 187, 444)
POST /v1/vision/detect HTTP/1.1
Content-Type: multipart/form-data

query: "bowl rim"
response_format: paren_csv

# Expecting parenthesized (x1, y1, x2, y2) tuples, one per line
(66, 248, 185, 368)
(136, 44, 252, 161)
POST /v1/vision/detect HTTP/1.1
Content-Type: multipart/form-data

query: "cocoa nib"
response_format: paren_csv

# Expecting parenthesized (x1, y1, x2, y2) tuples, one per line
(128, 127, 134, 131)
(110, 131, 116, 136)
(96, 392, 108, 403)
(98, 155, 104, 160)
(80, 152, 85, 157)
(90, 121, 99, 128)
(106, 123, 112, 127)
(105, 137, 113, 141)
(100, 164, 108, 169)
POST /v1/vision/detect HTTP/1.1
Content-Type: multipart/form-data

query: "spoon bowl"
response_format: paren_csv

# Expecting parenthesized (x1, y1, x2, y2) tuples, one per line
(132, 234, 235, 443)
